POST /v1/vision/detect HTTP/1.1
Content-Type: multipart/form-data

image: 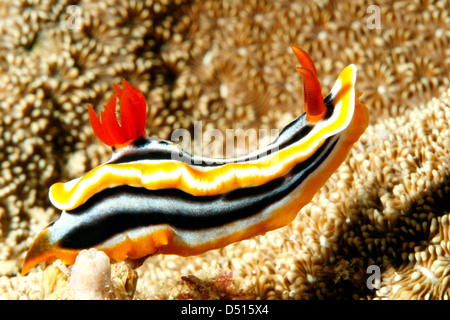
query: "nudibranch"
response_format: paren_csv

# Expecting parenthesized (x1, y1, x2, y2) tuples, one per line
(22, 45, 369, 275)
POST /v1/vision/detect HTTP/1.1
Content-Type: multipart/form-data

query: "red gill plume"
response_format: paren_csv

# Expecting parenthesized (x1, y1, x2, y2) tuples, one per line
(87, 79, 147, 148)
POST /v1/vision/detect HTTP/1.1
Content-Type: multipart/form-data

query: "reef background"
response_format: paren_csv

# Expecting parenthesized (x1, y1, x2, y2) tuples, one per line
(0, 0, 449, 299)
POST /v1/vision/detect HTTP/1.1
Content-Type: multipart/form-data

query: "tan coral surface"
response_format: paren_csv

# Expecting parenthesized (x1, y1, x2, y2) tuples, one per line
(0, 0, 449, 299)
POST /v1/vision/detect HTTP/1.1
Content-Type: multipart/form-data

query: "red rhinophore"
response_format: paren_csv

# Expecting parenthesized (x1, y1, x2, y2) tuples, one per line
(87, 79, 147, 148)
(290, 45, 327, 123)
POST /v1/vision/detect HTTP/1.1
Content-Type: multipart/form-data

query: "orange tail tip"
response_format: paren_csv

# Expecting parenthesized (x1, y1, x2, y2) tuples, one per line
(88, 79, 147, 148)
(290, 45, 327, 123)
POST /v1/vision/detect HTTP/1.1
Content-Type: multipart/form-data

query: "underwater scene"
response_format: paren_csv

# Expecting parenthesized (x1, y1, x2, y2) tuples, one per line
(0, 0, 449, 300)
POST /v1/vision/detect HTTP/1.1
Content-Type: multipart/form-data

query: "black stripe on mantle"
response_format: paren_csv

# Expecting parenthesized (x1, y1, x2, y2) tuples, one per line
(57, 136, 338, 249)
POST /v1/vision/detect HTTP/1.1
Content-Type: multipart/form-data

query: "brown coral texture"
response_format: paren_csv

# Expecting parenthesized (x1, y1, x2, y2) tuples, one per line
(0, 0, 449, 299)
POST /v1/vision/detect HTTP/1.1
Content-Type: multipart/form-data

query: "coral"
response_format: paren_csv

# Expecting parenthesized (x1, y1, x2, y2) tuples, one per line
(37, 249, 138, 300)
(1, 0, 449, 299)
(67, 248, 115, 300)
(150, 271, 249, 300)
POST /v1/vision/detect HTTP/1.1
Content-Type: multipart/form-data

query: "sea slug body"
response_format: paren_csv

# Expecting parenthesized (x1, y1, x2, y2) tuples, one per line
(22, 45, 369, 275)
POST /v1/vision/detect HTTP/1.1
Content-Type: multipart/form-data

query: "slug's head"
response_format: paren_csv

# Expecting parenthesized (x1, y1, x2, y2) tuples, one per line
(291, 44, 369, 139)
(87, 79, 147, 149)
